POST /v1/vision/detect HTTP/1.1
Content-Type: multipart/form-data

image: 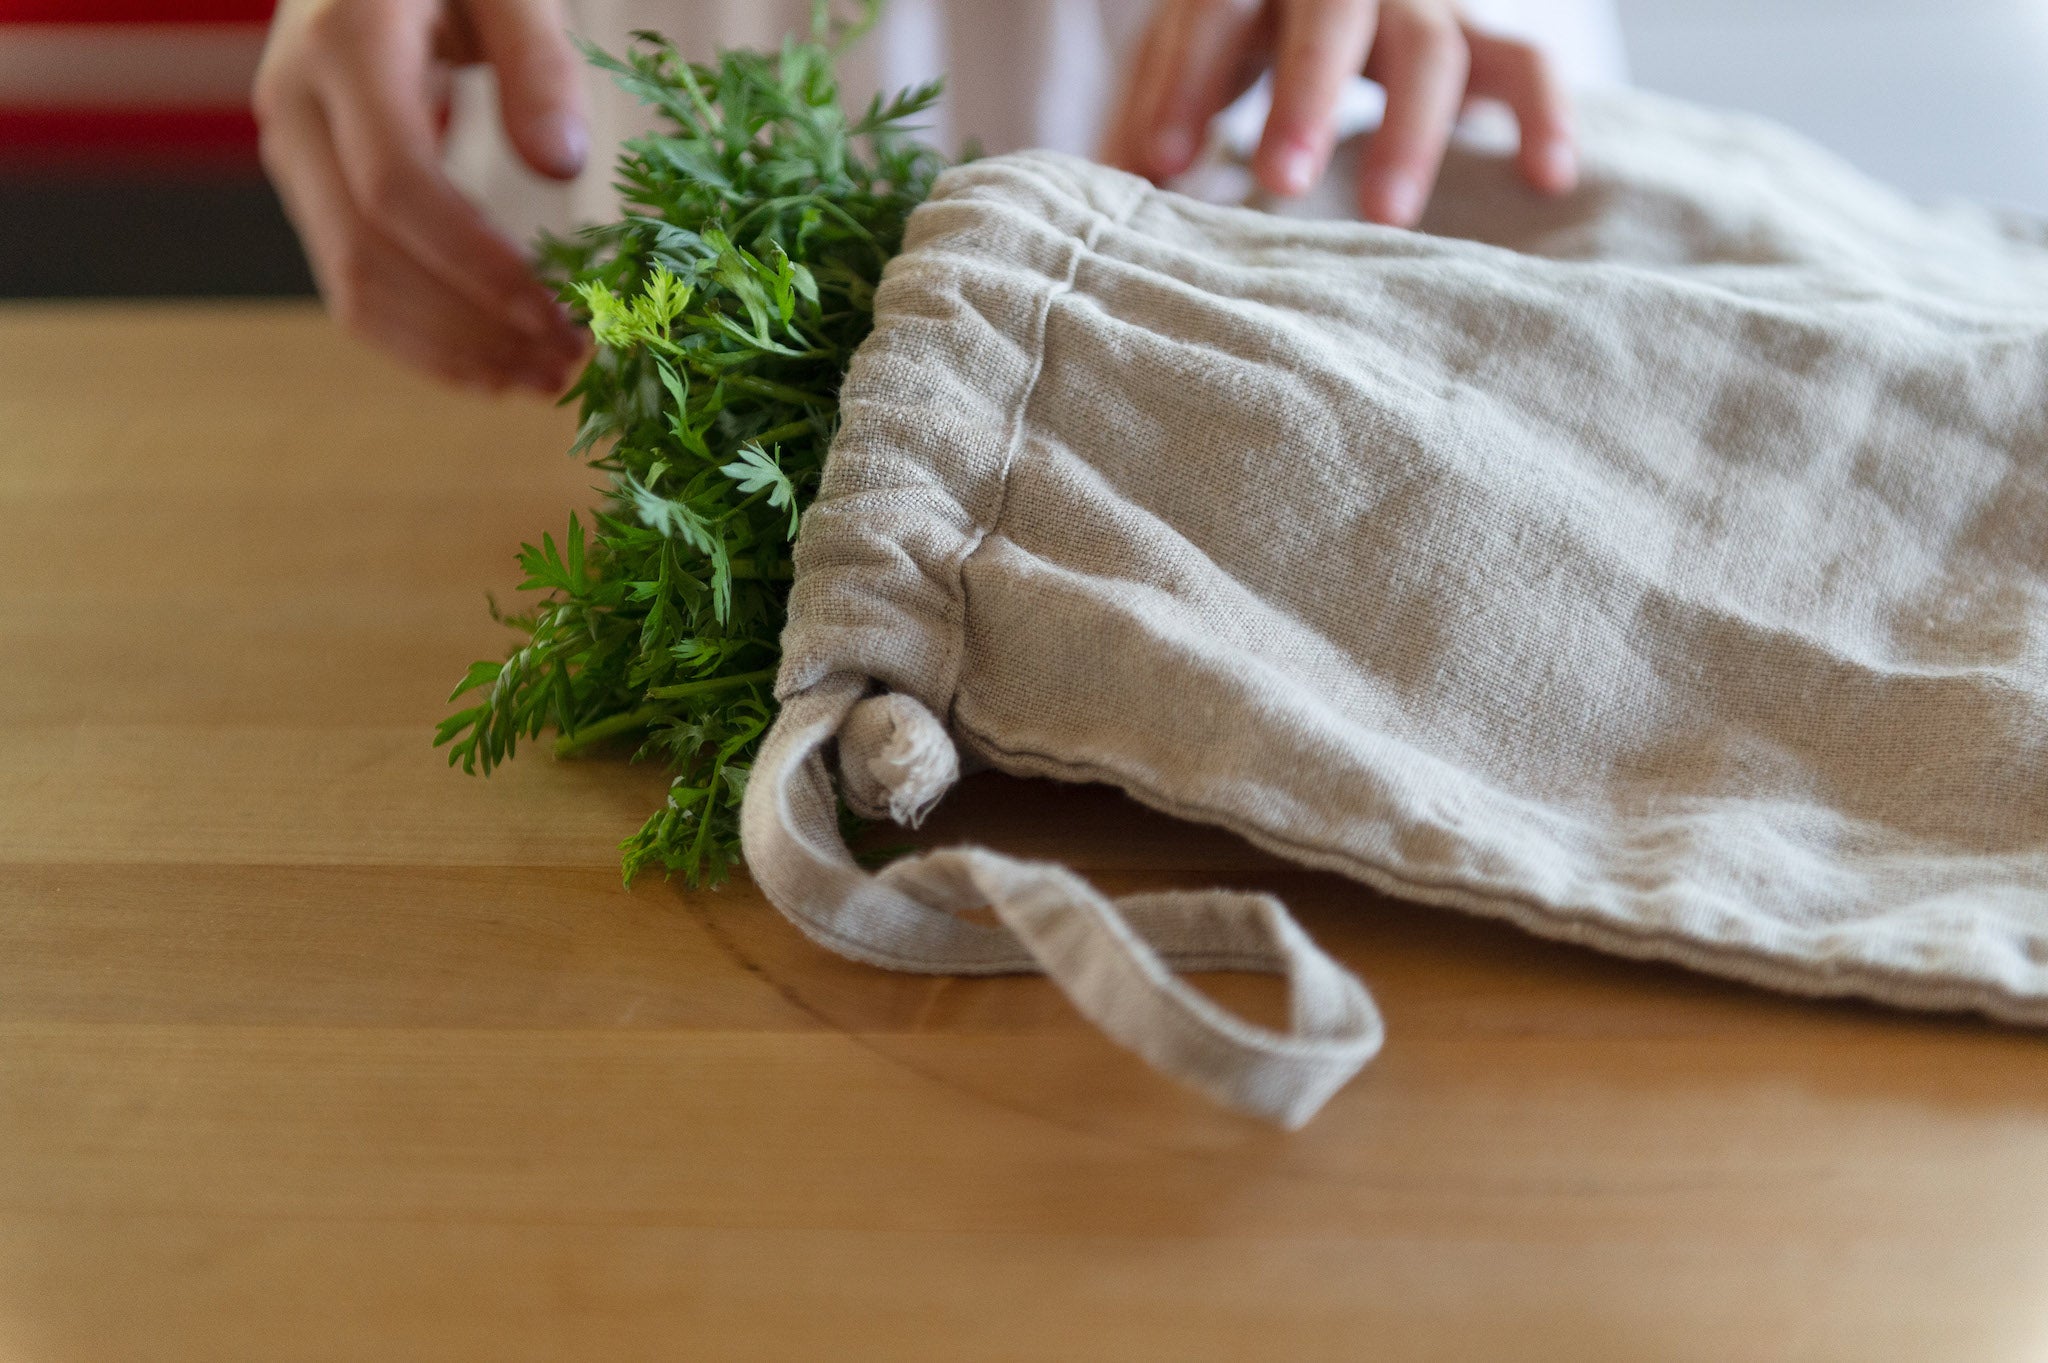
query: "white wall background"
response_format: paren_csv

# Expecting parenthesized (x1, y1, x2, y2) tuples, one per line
(1617, 0, 2048, 213)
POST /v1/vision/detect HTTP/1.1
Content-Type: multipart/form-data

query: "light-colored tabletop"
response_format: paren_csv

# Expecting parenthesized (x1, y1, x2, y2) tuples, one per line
(4, 301, 2046, 1363)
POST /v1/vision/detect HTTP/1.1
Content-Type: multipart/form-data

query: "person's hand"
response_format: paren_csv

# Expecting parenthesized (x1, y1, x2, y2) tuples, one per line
(253, 0, 590, 392)
(1103, 0, 1577, 226)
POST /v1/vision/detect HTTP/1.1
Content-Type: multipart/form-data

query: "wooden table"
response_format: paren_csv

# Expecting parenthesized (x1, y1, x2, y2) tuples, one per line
(4, 302, 2046, 1363)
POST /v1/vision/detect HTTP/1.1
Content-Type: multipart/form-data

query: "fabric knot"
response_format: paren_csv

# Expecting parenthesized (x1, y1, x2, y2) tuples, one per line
(838, 691, 959, 827)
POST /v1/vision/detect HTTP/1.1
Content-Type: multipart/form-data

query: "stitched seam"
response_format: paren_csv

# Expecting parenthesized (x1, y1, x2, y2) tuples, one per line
(945, 180, 1152, 720)
(953, 718, 2048, 1011)
(985, 188, 1144, 536)
(942, 182, 1155, 736)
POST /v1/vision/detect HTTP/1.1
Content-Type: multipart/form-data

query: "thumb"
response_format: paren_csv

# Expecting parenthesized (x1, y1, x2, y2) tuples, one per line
(469, 0, 587, 180)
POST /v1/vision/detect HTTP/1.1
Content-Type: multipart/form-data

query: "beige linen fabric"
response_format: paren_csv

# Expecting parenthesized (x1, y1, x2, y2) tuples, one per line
(741, 89, 2048, 1126)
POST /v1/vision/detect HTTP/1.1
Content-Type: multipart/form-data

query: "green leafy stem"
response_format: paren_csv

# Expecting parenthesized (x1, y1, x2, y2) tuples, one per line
(436, 8, 946, 886)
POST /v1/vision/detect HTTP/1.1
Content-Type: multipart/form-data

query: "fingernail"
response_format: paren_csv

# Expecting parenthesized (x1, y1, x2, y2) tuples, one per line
(1271, 142, 1318, 197)
(1149, 124, 1196, 177)
(532, 111, 588, 179)
(1375, 174, 1425, 226)
(1541, 139, 1578, 192)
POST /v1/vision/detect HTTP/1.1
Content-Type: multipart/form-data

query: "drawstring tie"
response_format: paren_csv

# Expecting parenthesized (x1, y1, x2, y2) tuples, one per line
(739, 674, 1383, 1128)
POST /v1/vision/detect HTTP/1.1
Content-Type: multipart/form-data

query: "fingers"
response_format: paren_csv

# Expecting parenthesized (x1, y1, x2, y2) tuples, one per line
(1104, 0, 1268, 181)
(1464, 26, 1576, 196)
(253, 0, 584, 391)
(1252, 0, 1378, 197)
(464, 0, 587, 180)
(1354, 2, 1468, 225)
(1103, 0, 1582, 222)
(266, 90, 582, 391)
(304, 0, 569, 341)
(1100, 15, 1166, 172)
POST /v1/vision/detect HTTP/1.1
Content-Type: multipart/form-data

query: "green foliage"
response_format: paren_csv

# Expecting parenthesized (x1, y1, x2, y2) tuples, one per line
(436, 6, 946, 885)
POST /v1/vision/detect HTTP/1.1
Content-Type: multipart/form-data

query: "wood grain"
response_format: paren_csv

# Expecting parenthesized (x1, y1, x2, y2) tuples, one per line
(4, 301, 2047, 1363)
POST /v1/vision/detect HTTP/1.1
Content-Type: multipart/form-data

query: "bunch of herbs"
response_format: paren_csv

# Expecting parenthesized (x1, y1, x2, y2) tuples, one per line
(436, 6, 946, 884)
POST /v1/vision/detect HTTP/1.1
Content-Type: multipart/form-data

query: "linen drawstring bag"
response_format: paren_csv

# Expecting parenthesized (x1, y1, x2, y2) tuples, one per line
(739, 88, 2048, 1127)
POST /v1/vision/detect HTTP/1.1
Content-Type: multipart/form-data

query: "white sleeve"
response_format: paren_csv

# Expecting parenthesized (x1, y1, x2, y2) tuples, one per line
(1459, 0, 1629, 89)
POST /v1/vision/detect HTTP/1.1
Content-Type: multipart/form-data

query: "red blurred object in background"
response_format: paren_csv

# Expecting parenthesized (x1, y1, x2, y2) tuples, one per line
(0, 0, 273, 168)
(0, 2, 272, 17)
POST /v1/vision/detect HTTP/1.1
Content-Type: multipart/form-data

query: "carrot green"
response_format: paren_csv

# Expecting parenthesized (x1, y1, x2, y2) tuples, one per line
(436, 4, 946, 884)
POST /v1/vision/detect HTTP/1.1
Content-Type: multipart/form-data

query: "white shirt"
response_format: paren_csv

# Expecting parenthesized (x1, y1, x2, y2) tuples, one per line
(448, 0, 1627, 239)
